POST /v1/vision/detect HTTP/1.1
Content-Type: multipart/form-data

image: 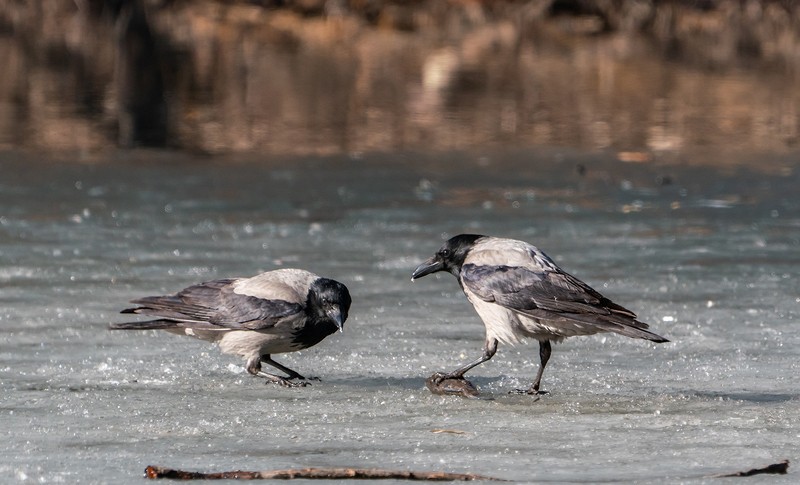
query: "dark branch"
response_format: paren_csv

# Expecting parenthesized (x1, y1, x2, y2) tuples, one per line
(711, 459, 789, 478)
(144, 465, 507, 481)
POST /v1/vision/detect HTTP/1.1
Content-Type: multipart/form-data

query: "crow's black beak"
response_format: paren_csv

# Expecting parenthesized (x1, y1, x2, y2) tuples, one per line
(327, 306, 345, 332)
(411, 257, 444, 281)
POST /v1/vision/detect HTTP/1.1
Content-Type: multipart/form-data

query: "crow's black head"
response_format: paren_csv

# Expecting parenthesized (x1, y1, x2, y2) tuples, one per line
(308, 278, 351, 331)
(411, 234, 484, 280)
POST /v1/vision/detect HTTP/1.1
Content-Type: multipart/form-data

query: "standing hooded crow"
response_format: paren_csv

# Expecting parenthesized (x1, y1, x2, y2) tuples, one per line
(111, 269, 351, 387)
(412, 234, 668, 395)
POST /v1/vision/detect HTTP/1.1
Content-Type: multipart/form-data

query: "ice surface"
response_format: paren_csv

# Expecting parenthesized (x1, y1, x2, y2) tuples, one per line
(0, 151, 798, 482)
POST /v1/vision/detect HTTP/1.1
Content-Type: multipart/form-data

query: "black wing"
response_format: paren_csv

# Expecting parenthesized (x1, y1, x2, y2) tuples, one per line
(121, 279, 303, 330)
(461, 263, 667, 341)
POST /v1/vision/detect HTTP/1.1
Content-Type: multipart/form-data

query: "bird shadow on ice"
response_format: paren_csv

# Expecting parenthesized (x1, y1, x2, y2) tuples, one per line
(324, 375, 498, 393)
(323, 375, 557, 402)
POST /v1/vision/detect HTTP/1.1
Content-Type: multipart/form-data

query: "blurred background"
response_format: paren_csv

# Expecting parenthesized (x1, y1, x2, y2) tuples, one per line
(3, 0, 800, 159)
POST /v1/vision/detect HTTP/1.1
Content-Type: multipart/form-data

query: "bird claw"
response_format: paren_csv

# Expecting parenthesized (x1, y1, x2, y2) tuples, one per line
(257, 371, 311, 388)
(510, 388, 548, 398)
(429, 372, 451, 385)
(272, 378, 310, 388)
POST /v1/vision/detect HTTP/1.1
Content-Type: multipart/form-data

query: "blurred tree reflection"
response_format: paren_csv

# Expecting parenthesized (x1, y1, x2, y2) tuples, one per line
(1, 1, 799, 158)
(116, 0, 168, 147)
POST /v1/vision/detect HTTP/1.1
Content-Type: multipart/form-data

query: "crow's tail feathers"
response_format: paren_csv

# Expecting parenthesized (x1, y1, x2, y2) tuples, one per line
(556, 311, 670, 343)
(611, 323, 669, 343)
(109, 319, 183, 330)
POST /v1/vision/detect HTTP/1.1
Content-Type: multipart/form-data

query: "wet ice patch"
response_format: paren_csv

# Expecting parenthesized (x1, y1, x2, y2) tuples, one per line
(2, 154, 799, 483)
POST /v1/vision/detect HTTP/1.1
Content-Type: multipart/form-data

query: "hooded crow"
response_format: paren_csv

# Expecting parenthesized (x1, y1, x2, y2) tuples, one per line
(111, 268, 351, 387)
(412, 234, 668, 395)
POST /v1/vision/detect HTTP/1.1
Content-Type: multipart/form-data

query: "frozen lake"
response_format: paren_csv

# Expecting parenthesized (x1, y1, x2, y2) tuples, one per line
(1, 149, 798, 482)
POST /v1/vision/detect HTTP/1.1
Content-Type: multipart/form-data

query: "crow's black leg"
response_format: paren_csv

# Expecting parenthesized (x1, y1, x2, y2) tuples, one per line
(244, 354, 309, 387)
(434, 338, 498, 382)
(262, 355, 318, 381)
(514, 339, 551, 395)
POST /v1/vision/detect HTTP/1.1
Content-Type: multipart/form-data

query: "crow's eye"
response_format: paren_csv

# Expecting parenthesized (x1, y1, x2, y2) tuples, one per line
(322, 297, 330, 305)
(439, 249, 450, 258)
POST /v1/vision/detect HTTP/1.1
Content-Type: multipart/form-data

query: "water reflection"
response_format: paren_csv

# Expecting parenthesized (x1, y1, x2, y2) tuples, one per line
(1, 2, 800, 157)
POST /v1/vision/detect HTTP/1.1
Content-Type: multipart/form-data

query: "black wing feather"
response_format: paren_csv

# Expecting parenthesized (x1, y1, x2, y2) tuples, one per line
(463, 264, 635, 316)
(210, 293, 302, 329)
